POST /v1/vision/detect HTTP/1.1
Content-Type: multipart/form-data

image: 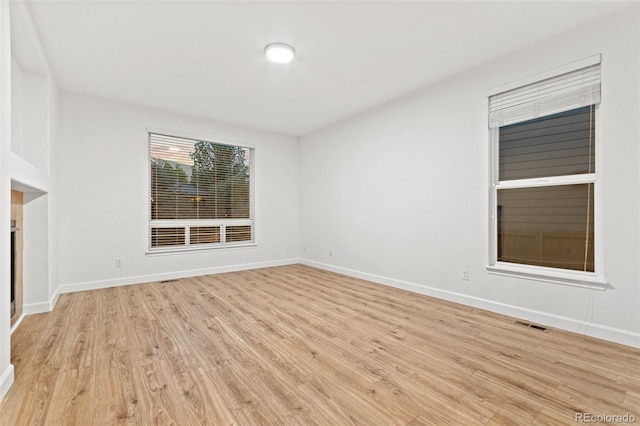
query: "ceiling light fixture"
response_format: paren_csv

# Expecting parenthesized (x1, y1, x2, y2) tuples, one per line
(264, 42, 296, 64)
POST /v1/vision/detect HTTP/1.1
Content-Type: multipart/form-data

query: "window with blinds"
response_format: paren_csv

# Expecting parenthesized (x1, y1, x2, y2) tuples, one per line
(489, 57, 600, 277)
(148, 132, 254, 251)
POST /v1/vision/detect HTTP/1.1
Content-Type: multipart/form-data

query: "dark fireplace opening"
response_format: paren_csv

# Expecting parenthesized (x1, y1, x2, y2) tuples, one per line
(10, 220, 16, 318)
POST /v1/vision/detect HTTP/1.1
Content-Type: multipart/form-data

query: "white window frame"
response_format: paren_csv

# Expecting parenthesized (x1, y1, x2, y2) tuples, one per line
(486, 57, 608, 290)
(146, 128, 256, 255)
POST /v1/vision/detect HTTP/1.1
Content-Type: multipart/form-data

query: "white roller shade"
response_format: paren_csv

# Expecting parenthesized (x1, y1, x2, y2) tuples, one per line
(489, 59, 601, 128)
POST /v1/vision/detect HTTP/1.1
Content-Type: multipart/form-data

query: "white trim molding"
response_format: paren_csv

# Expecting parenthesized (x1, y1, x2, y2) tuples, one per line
(22, 286, 61, 316)
(486, 264, 609, 291)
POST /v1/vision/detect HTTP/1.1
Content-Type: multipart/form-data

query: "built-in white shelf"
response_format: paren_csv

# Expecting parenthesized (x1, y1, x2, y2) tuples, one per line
(10, 151, 49, 195)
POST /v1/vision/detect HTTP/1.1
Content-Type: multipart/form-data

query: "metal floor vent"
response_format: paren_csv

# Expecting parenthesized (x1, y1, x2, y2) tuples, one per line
(514, 320, 548, 332)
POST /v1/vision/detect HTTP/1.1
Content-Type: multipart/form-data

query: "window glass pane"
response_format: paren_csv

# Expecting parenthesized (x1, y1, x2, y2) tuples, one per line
(497, 184, 594, 272)
(227, 225, 252, 242)
(150, 136, 251, 221)
(151, 227, 185, 247)
(190, 226, 220, 245)
(499, 106, 595, 181)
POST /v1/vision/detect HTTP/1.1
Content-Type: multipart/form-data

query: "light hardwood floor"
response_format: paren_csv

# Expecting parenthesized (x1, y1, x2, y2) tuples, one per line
(1, 265, 639, 425)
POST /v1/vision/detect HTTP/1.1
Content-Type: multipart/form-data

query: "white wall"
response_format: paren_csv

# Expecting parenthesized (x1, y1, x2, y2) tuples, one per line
(19, 75, 59, 315)
(56, 92, 300, 292)
(19, 70, 48, 173)
(22, 193, 49, 307)
(10, 58, 54, 315)
(48, 82, 59, 310)
(300, 6, 640, 347)
(11, 58, 48, 172)
(10, 57, 21, 157)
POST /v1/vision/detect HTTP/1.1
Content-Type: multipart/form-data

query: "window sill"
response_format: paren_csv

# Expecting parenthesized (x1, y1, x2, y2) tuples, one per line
(146, 242, 257, 256)
(486, 263, 609, 290)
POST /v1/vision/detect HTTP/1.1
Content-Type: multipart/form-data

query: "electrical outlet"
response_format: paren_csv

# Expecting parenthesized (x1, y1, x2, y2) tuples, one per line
(115, 258, 123, 267)
(329, 250, 334, 256)
(462, 269, 469, 281)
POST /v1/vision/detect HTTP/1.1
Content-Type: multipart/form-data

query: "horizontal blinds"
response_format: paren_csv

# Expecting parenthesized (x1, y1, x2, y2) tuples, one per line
(149, 133, 253, 222)
(190, 226, 221, 245)
(489, 62, 600, 128)
(499, 106, 595, 181)
(148, 132, 254, 248)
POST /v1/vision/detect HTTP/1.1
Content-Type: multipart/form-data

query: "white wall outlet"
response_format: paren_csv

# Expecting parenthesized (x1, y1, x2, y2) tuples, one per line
(329, 250, 334, 256)
(462, 269, 469, 281)
(115, 257, 123, 267)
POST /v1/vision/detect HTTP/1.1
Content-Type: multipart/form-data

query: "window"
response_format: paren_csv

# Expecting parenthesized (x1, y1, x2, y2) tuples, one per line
(488, 56, 605, 287)
(148, 132, 254, 252)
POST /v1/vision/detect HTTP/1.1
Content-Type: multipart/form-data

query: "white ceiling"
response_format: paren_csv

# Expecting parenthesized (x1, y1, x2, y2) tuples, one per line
(20, 1, 632, 136)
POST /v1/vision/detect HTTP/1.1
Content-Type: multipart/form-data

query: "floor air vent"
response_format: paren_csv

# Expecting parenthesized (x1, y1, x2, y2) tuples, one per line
(515, 320, 548, 332)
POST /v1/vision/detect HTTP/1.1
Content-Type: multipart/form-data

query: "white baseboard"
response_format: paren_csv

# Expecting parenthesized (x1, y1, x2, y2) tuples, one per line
(9, 314, 25, 335)
(23, 301, 53, 315)
(301, 259, 640, 348)
(22, 285, 62, 315)
(57, 258, 300, 295)
(50, 287, 61, 310)
(0, 364, 14, 401)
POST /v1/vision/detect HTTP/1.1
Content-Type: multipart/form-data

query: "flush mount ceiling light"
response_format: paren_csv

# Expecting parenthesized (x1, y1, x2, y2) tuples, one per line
(264, 42, 296, 64)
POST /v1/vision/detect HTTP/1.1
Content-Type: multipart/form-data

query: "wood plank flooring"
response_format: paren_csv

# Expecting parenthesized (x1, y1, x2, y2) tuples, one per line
(1, 264, 639, 425)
